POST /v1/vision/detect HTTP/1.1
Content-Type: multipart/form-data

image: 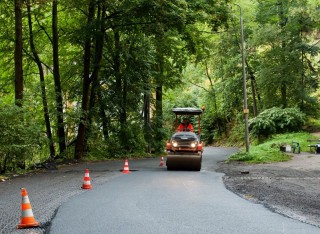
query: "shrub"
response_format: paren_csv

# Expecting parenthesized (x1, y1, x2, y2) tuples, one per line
(0, 105, 45, 173)
(249, 107, 305, 137)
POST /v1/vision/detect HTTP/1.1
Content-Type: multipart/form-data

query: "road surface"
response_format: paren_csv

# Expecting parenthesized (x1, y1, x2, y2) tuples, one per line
(48, 148, 320, 234)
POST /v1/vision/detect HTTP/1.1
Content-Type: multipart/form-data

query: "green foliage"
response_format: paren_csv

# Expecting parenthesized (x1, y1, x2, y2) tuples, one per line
(85, 122, 148, 160)
(0, 104, 46, 173)
(249, 107, 306, 137)
(226, 116, 247, 147)
(303, 117, 320, 132)
(254, 0, 320, 109)
(0, 0, 319, 173)
(105, 122, 147, 158)
(229, 132, 314, 163)
(201, 96, 229, 144)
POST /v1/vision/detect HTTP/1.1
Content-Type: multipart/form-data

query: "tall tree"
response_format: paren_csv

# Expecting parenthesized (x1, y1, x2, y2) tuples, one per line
(26, 0, 55, 158)
(52, 0, 67, 156)
(255, 0, 319, 110)
(14, 0, 23, 107)
(74, 0, 95, 160)
(87, 2, 106, 152)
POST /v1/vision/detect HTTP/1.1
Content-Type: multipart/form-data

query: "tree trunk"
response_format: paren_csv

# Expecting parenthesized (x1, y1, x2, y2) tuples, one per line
(113, 29, 129, 149)
(143, 79, 151, 152)
(75, 0, 95, 160)
(98, 87, 109, 141)
(14, 0, 23, 107)
(0, 155, 8, 174)
(155, 81, 163, 152)
(113, 30, 126, 125)
(27, 1, 55, 158)
(86, 2, 106, 150)
(249, 70, 258, 117)
(121, 75, 127, 124)
(154, 32, 164, 153)
(155, 54, 164, 153)
(244, 59, 259, 116)
(52, 0, 66, 157)
(300, 49, 305, 111)
(279, 1, 288, 108)
(281, 82, 287, 108)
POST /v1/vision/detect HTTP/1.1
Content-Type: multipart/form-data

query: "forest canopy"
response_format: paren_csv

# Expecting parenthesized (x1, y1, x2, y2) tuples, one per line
(0, 0, 319, 173)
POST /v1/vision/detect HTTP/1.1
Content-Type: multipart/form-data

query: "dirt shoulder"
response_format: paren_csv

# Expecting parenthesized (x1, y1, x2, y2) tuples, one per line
(216, 152, 320, 227)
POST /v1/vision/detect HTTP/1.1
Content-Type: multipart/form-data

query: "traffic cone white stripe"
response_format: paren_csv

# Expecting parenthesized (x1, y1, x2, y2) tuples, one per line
(22, 196, 30, 204)
(22, 209, 34, 217)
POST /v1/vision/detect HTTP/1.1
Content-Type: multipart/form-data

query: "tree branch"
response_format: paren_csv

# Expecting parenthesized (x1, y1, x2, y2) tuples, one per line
(186, 81, 210, 92)
(35, 14, 53, 44)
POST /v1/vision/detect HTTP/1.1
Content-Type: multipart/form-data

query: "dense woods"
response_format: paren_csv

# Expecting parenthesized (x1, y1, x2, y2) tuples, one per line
(0, 0, 319, 174)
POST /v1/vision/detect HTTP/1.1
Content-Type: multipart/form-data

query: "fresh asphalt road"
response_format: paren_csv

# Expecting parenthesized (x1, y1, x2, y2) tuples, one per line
(48, 147, 320, 234)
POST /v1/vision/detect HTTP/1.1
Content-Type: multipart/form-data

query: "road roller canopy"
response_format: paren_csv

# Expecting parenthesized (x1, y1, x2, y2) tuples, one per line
(172, 107, 204, 134)
(171, 107, 203, 115)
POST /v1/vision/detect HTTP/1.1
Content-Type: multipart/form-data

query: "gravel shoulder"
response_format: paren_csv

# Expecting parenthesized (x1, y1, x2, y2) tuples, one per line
(216, 152, 320, 227)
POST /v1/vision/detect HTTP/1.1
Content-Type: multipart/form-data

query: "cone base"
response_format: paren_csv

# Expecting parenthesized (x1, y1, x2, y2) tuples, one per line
(122, 170, 131, 174)
(81, 185, 92, 189)
(17, 221, 39, 229)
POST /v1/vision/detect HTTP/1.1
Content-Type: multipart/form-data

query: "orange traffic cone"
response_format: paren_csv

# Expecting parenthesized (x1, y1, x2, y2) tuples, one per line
(159, 157, 164, 167)
(17, 188, 39, 229)
(81, 168, 92, 189)
(122, 159, 131, 174)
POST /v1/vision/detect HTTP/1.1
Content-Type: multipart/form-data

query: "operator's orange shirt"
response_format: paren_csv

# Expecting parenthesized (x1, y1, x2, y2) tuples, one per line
(177, 123, 194, 132)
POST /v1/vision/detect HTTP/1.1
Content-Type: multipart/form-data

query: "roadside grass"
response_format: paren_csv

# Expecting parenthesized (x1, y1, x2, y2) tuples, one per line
(229, 132, 316, 163)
